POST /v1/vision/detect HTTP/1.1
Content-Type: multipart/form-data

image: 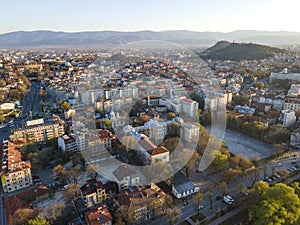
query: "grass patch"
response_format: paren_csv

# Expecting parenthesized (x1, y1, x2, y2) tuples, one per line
(191, 212, 206, 222)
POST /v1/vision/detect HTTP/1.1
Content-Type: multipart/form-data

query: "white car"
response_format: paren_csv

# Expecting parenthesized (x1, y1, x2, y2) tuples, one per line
(275, 163, 282, 167)
(196, 205, 204, 210)
(223, 195, 234, 205)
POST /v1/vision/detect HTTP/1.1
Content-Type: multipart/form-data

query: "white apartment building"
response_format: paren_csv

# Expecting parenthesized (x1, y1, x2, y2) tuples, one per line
(279, 110, 296, 128)
(73, 131, 88, 151)
(258, 96, 285, 111)
(270, 71, 300, 83)
(112, 164, 140, 190)
(181, 123, 200, 143)
(58, 134, 78, 152)
(180, 98, 199, 118)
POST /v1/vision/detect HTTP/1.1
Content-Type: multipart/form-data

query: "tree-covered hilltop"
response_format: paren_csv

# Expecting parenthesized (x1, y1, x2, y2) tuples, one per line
(200, 41, 287, 61)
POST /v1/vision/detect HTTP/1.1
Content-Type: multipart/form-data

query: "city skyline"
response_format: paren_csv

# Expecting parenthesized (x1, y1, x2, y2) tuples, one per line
(1, 0, 300, 34)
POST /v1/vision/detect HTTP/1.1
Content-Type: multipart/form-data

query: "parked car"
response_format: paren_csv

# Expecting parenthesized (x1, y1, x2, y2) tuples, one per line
(223, 195, 234, 205)
(196, 205, 204, 210)
(264, 177, 272, 182)
(274, 174, 280, 179)
(275, 163, 282, 167)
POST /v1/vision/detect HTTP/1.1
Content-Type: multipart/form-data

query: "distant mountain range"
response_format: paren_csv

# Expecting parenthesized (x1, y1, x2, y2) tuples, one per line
(200, 41, 287, 60)
(1, 30, 300, 48)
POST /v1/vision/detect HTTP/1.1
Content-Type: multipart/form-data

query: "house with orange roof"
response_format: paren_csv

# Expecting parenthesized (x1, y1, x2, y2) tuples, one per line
(85, 203, 113, 225)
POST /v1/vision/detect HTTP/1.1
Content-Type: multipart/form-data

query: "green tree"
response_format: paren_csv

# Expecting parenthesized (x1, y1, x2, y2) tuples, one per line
(104, 120, 112, 129)
(249, 183, 300, 225)
(252, 181, 269, 198)
(27, 215, 50, 225)
(210, 150, 229, 173)
(60, 101, 70, 111)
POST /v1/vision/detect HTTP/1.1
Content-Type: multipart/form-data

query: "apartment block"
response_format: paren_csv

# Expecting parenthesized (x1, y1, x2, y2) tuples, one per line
(10, 122, 64, 143)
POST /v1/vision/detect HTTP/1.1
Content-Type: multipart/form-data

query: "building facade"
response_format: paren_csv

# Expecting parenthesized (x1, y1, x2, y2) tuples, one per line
(10, 122, 64, 143)
(279, 110, 296, 128)
(58, 134, 78, 152)
(1, 140, 33, 193)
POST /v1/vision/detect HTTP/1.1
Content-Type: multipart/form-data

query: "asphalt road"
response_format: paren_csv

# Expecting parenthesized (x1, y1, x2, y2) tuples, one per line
(0, 81, 40, 140)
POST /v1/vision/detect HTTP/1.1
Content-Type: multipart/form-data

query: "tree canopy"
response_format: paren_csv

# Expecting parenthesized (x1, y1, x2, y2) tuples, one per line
(249, 182, 300, 225)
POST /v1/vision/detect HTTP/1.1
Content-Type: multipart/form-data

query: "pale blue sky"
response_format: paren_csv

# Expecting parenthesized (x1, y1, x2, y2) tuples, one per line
(1, 0, 300, 34)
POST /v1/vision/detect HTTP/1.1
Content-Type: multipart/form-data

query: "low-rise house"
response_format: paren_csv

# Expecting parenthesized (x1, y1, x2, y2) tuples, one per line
(80, 179, 118, 208)
(171, 172, 199, 199)
(113, 164, 140, 191)
(85, 203, 113, 225)
(116, 183, 166, 223)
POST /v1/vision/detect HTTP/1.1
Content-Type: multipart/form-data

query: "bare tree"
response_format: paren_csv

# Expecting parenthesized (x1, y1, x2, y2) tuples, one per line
(166, 208, 181, 225)
(218, 181, 227, 198)
(194, 191, 203, 213)
(43, 202, 66, 224)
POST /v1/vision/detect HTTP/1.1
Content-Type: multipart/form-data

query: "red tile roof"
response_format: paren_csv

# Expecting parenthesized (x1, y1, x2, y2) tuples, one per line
(85, 203, 113, 225)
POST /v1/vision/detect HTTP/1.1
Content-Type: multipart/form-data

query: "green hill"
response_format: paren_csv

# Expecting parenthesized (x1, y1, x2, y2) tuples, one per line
(200, 41, 287, 61)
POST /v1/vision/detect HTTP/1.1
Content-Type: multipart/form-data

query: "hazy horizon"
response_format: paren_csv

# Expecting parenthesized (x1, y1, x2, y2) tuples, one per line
(2, 29, 300, 35)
